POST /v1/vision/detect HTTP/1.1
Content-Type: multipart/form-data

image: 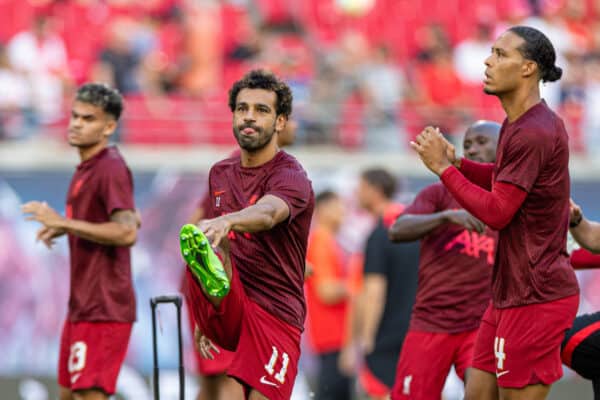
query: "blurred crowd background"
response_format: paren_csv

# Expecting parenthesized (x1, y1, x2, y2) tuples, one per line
(2, 0, 600, 152)
(2, 0, 600, 399)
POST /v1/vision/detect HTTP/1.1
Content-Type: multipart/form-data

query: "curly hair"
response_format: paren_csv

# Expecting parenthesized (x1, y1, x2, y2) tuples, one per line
(508, 26, 563, 83)
(75, 83, 124, 120)
(228, 69, 293, 118)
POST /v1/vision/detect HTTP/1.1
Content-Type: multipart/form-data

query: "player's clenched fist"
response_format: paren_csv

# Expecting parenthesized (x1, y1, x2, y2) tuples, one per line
(410, 126, 455, 176)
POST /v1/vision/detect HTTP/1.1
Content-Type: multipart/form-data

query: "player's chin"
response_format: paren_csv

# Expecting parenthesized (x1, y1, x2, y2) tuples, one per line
(483, 84, 498, 95)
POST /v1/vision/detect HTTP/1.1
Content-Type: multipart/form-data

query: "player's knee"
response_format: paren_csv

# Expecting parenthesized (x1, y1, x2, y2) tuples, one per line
(59, 387, 72, 400)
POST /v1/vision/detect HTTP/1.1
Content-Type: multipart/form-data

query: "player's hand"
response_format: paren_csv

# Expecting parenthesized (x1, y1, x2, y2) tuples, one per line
(444, 210, 485, 233)
(360, 336, 375, 356)
(410, 126, 453, 176)
(36, 226, 66, 249)
(197, 216, 232, 248)
(446, 140, 461, 168)
(338, 344, 358, 376)
(22, 201, 66, 230)
(569, 198, 583, 226)
(194, 325, 220, 360)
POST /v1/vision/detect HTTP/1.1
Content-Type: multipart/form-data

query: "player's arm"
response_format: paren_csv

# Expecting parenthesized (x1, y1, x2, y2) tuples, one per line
(358, 273, 386, 354)
(389, 210, 484, 242)
(356, 229, 388, 355)
(198, 194, 290, 247)
(188, 206, 206, 225)
(439, 169, 526, 230)
(411, 129, 527, 230)
(458, 158, 495, 190)
(569, 199, 600, 253)
(62, 209, 138, 246)
(22, 201, 138, 247)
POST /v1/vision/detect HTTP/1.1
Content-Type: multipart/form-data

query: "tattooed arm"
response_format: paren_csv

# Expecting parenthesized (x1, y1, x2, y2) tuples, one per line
(23, 201, 139, 247)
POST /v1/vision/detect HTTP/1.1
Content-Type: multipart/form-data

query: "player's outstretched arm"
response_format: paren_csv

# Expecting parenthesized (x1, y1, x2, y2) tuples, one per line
(22, 201, 138, 247)
(389, 210, 484, 242)
(198, 194, 289, 247)
(569, 200, 600, 253)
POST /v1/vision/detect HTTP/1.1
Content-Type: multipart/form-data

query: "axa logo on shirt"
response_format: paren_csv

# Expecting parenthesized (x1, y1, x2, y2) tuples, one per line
(444, 230, 495, 265)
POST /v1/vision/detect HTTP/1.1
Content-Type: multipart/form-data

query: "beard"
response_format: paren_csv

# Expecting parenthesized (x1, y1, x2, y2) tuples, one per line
(233, 121, 276, 151)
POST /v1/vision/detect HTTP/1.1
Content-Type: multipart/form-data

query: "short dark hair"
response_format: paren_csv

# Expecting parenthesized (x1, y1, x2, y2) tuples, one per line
(228, 69, 293, 118)
(508, 26, 562, 83)
(315, 190, 339, 206)
(361, 168, 397, 199)
(75, 83, 124, 120)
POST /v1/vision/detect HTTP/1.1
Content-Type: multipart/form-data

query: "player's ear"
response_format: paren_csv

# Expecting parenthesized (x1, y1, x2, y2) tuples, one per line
(522, 59, 538, 79)
(103, 117, 118, 138)
(275, 114, 287, 134)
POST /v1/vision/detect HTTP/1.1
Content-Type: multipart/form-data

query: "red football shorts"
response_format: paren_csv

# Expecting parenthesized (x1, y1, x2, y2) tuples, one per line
(184, 300, 235, 375)
(391, 329, 478, 399)
(58, 320, 132, 395)
(184, 266, 302, 400)
(472, 294, 579, 388)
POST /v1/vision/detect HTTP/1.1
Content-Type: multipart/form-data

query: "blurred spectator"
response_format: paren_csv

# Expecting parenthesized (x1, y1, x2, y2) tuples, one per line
(300, 61, 352, 145)
(411, 24, 470, 138)
(559, 51, 586, 153)
(94, 17, 141, 94)
(178, 0, 223, 96)
(0, 0, 598, 152)
(305, 190, 356, 400)
(354, 168, 419, 400)
(0, 45, 34, 139)
(454, 21, 494, 86)
(524, 0, 571, 108)
(7, 14, 71, 125)
(583, 52, 600, 155)
(358, 45, 406, 152)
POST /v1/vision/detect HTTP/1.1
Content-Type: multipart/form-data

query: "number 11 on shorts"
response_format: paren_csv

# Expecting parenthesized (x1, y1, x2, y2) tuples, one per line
(264, 346, 290, 384)
(494, 336, 506, 370)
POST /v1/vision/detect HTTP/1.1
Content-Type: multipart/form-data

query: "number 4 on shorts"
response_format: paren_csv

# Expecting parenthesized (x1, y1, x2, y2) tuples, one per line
(264, 346, 290, 384)
(494, 336, 506, 370)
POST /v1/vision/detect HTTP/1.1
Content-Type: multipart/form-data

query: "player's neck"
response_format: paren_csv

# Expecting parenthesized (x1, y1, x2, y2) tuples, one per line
(500, 84, 541, 123)
(371, 199, 391, 218)
(240, 143, 279, 168)
(78, 140, 108, 162)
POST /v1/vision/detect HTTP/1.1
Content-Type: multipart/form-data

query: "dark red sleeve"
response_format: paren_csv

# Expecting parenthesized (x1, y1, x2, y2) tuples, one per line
(103, 163, 135, 215)
(440, 166, 527, 230)
(571, 248, 600, 269)
(459, 158, 494, 190)
(265, 169, 313, 223)
(404, 184, 445, 215)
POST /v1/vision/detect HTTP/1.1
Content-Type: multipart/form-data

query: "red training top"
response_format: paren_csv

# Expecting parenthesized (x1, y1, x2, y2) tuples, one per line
(441, 101, 579, 308)
(66, 146, 136, 322)
(205, 151, 314, 330)
(405, 183, 496, 333)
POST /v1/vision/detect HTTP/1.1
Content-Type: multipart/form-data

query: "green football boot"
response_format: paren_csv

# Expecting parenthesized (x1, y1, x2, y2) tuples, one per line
(179, 224, 230, 298)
